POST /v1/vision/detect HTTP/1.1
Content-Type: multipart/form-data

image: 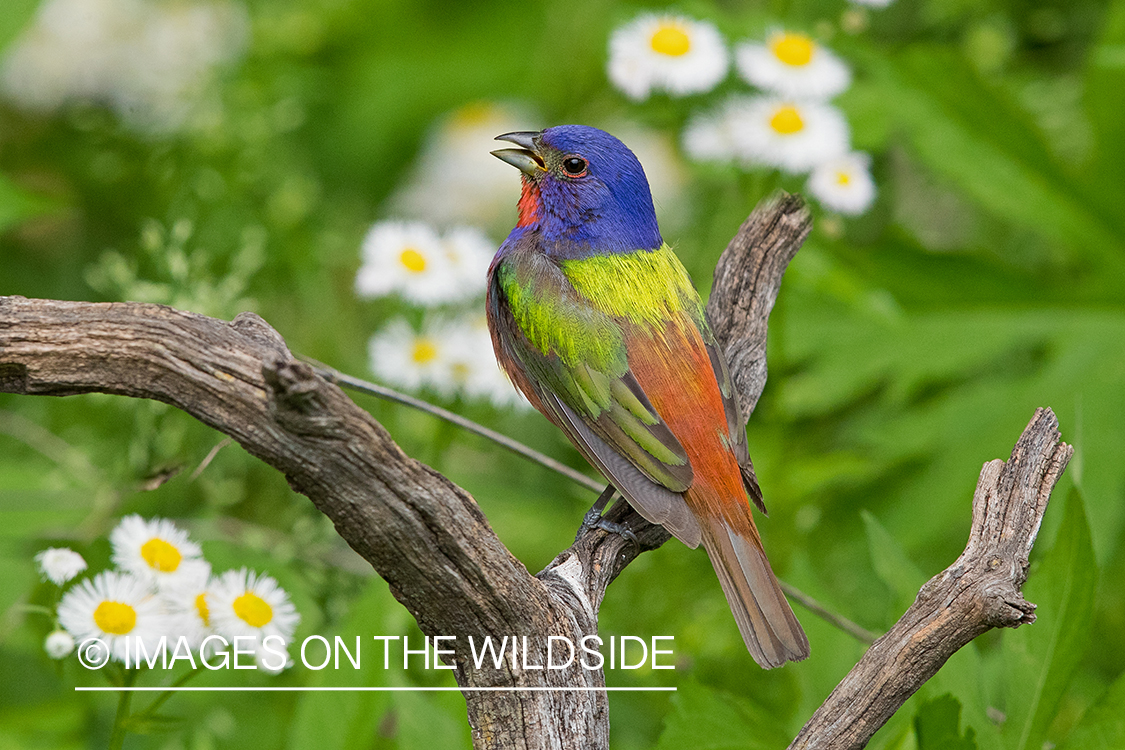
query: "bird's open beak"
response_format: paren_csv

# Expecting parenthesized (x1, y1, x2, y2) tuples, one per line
(492, 131, 545, 177)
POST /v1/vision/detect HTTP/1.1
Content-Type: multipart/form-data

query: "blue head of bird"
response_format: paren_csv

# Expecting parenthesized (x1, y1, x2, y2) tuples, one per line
(492, 125, 662, 256)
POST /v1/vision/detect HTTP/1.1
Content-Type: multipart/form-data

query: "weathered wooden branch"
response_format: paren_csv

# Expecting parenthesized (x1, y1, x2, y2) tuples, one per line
(790, 407, 1072, 749)
(0, 193, 1070, 749)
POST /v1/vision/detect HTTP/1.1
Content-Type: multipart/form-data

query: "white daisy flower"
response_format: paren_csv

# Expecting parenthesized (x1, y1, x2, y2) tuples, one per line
(848, 0, 894, 7)
(386, 102, 538, 229)
(437, 317, 484, 399)
(840, 8, 870, 35)
(34, 547, 87, 585)
(807, 152, 877, 215)
(45, 629, 75, 659)
(735, 31, 851, 100)
(110, 515, 209, 591)
(442, 316, 529, 409)
(368, 317, 455, 395)
(160, 561, 214, 651)
(207, 568, 299, 671)
(726, 95, 851, 173)
(57, 570, 169, 663)
(356, 221, 463, 306)
(443, 226, 494, 295)
(608, 14, 729, 101)
(682, 105, 740, 164)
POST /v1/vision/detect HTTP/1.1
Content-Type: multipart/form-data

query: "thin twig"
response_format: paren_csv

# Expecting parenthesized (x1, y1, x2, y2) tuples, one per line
(188, 437, 232, 481)
(780, 582, 879, 644)
(305, 359, 604, 493)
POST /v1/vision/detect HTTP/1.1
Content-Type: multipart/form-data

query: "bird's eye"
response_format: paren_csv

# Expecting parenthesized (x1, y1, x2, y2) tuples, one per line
(562, 156, 588, 177)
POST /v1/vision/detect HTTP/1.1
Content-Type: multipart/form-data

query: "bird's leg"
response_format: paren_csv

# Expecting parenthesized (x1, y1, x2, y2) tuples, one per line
(575, 485, 639, 550)
(576, 485, 617, 540)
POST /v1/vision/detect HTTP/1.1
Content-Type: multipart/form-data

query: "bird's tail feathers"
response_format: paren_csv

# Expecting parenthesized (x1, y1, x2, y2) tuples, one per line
(700, 516, 809, 669)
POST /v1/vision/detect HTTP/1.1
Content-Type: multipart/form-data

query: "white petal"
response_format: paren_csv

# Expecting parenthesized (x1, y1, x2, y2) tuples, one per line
(807, 153, 877, 215)
(607, 14, 729, 101)
(734, 34, 851, 100)
(35, 547, 87, 585)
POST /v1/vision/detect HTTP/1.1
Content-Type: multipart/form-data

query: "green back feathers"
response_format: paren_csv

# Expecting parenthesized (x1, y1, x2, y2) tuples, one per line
(494, 243, 699, 492)
(497, 253, 626, 375)
(563, 244, 705, 329)
(496, 243, 705, 377)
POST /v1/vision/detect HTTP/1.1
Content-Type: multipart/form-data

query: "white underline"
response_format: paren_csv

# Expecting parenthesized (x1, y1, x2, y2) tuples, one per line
(75, 686, 675, 692)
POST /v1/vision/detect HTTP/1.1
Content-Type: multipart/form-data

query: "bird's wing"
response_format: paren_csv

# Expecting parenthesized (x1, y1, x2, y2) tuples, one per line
(489, 247, 702, 546)
(699, 319, 766, 514)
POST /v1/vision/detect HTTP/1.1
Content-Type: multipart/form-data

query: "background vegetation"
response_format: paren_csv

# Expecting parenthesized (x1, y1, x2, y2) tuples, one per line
(1, 0, 1123, 748)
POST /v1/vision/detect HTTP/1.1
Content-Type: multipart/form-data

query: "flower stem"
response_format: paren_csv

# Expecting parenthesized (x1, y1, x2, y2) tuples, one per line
(138, 666, 202, 718)
(17, 603, 56, 616)
(107, 669, 137, 750)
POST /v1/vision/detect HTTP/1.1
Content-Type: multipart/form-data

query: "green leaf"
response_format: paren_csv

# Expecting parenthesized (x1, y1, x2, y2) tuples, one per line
(863, 510, 928, 614)
(0, 697, 86, 749)
(863, 44, 1125, 276)
(783, 308, 1125, 564)
(868, 707, 919, 750)
(286, 579, 396, 750)
(928, 643, 1004, 750)
(1058, 669, 1125, 750)
(655, 681, 790, 750)
(915, 694, 978, 750)
(1083, 0, 1125, 228)
(1003, 489, 1097, 750)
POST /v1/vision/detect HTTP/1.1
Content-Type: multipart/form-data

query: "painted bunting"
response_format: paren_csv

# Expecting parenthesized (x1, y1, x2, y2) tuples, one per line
(487, 125, 808, 668)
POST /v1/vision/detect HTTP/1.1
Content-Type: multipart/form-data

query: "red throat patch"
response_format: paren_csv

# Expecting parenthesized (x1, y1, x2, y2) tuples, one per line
(517, 177, 540, 227)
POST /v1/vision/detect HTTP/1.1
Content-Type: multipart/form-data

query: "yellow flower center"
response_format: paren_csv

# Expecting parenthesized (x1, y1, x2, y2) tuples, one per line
(450, 101, 494, 127)
(94, 601, 137, 635)
(233, 591, 273, 628)
(769, 105, 805, 135)
(399, 248, 427, 273)
(835, 170, 852, 186)
(451, 362, 471, 382)
(412, 339, 438, 364)
(771, 32, 815, 66)
(195, 592, 210, 627)
(140, 538, 182, 572)
(650, 24, 691, 57)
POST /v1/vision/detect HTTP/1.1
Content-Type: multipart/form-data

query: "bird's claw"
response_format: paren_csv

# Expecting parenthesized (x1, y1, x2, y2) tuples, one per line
(575, 488, 641, 554)
(590, 518, 640, 554)
(575, 484, 618, 543)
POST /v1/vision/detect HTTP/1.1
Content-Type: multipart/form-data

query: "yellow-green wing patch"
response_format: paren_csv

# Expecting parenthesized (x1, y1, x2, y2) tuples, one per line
(492, 243, 693, 492)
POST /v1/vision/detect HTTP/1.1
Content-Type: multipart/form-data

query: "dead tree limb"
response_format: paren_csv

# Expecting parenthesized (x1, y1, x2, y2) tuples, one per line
(789, 407, 1072, 749)
(0, 193, 1070, 749)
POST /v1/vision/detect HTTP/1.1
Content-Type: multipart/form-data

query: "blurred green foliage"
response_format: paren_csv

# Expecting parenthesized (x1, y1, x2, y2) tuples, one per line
(1, 0, 1123, 748)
